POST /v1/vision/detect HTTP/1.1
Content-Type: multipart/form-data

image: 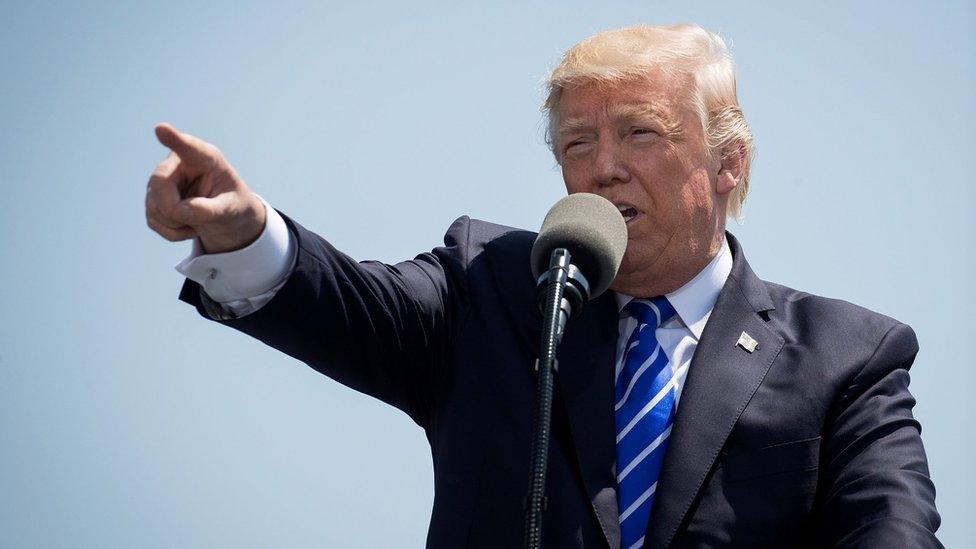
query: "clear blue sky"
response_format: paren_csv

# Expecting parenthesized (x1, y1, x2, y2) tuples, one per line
(1, 1, 972, 547)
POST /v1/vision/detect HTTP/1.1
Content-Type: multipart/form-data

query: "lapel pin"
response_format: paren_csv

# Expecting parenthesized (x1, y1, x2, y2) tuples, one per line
(736, 331, 759, 353)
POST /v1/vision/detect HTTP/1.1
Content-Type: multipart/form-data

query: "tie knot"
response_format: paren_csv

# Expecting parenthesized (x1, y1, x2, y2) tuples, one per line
(625, 296, 677, 328)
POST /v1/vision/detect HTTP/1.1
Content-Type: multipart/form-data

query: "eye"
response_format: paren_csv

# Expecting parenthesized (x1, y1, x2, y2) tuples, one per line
(631, 127, 658, 136)
(563, 139, 591, 155)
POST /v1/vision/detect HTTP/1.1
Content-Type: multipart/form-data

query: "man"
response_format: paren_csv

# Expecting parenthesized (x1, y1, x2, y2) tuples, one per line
(146, 24, 941, 548)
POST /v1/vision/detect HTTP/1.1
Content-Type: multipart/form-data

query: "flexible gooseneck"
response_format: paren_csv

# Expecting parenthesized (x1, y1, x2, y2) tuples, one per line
(523, 247, 590, 549)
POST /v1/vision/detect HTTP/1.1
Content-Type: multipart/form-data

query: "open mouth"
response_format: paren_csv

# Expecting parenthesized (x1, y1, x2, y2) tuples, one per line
(615, 203, 640, 224)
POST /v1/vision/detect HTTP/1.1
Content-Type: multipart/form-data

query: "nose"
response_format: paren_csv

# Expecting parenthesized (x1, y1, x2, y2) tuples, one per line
(592, 138, 630, 188)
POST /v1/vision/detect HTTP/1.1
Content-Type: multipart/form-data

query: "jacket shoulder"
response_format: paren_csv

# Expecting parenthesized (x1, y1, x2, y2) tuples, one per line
(442, 216, 536, 264)
(760, 279, 919, 366)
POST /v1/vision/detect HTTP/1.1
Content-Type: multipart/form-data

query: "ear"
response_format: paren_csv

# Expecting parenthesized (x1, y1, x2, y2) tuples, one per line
(716, 142, 746, 196)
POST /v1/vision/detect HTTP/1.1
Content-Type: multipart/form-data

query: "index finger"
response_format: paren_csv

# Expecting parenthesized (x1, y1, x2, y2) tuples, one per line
(154, 122, 218, 168)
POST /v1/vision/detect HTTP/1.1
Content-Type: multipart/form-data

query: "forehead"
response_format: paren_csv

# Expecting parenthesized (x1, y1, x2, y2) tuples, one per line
(555, 73, 690, 126)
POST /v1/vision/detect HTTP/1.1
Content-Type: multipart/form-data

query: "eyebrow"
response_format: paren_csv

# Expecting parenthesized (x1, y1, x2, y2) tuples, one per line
(555, 117, 593, 139)
(555, 103, 683, 141)
(609, 104, 683, 137)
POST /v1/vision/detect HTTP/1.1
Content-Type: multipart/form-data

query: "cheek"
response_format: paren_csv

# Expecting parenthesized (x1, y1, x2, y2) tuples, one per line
(560, 163, 584, 193)
(632, 157, 685, 214)
(633, 144, 684, 185)
(686, 170, 718, 212)
(664, 186, 710, 230)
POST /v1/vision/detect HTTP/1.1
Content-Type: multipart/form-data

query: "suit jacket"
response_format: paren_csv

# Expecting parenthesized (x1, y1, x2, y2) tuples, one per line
(179, 211, 941, 548)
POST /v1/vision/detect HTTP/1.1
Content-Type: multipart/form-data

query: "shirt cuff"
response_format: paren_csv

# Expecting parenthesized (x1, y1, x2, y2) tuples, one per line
(174, 193, 295, 304)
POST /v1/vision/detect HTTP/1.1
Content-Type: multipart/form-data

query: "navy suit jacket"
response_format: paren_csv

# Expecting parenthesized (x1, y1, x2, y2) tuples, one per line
(179, 211, 941, 548)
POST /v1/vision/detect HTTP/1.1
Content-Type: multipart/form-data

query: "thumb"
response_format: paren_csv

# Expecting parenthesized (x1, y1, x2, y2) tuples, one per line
(154, 122, 218, 167)
(175, 193, 237, 226)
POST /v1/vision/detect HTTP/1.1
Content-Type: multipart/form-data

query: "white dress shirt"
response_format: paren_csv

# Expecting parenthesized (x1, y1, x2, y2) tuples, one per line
(613, 238, 732, 410)
(176, 198, 734, 406)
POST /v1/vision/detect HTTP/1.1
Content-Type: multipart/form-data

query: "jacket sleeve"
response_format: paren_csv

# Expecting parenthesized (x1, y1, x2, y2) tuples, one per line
(178, 209, 472, 428)
(815, 321, 942, 547)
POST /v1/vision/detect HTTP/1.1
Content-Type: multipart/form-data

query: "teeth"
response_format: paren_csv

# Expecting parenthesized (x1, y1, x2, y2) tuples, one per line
(616, 204, 637, 222)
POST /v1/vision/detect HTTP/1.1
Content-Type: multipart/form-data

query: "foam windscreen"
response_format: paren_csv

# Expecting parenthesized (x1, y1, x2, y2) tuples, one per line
(530, 193, 628, 299)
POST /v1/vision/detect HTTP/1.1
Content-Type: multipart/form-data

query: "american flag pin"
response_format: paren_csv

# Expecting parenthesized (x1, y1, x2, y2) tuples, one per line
(736, 331, 759, 353)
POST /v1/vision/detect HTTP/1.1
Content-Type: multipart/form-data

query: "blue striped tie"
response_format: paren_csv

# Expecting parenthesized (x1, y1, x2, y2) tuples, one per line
(615, 296, 678, 549)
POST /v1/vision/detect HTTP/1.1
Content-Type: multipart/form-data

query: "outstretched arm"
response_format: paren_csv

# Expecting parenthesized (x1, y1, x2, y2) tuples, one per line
(146, 123, 469, 428)
(178, 210, 471, 428)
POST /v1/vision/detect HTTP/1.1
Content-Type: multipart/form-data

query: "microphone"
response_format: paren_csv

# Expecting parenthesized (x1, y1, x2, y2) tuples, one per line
(523, 193, 627, 549)
(530, 192, 628, 317)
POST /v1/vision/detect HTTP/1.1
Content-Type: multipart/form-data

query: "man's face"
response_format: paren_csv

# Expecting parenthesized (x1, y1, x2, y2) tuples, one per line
(554, 73, 730, 296)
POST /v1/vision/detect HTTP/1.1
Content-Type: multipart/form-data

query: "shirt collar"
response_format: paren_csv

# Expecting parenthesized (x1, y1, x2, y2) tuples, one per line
(613, 235, 733, 340)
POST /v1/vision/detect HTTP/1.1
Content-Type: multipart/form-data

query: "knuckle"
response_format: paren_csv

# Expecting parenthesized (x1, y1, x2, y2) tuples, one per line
(150, 157, 179, 180)
(149, 222, 180, 242)
(146, 174, 166, 192)
(152, 157, 172, 173)
(205, 145, 224, 166)
(147, 218, 169, 238)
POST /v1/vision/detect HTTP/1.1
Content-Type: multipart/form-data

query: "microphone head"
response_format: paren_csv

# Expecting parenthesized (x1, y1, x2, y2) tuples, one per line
(531, 193, 628, 299)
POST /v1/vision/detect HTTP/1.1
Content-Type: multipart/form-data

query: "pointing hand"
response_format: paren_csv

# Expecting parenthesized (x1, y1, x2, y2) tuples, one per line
(145, 123, 266, 254)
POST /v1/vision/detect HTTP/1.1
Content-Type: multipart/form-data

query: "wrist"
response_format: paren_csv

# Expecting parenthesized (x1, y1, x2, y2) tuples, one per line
(200, 195, 266, 254)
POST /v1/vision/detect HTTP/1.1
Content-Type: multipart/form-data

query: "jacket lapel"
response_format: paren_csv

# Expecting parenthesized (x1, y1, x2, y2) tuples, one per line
(485, 232, 622, 548)
(645, 232, 785, 548)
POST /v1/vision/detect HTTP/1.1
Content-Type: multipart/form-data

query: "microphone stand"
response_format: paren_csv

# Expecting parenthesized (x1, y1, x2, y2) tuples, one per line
(523, 248, 589, 549)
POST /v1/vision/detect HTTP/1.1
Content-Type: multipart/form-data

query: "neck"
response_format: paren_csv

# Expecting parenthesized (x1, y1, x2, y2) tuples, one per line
(610, 230, 727, 298)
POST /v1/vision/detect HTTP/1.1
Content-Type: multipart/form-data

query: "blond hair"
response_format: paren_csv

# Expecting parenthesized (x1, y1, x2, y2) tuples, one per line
(543, 24, 754, 220)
